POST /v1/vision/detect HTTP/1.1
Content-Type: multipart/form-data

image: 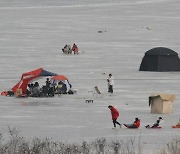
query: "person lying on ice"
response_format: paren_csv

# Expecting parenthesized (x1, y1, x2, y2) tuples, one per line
(145, 117, 164, 128)
(108, 105, 121, 129)
(124, 117, 140, 128)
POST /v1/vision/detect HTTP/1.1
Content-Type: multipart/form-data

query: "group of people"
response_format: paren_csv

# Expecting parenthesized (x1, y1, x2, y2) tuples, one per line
(55, 81, 73, 95)
(108, 105, 179, 129)
(27, 78, 55, 97)
(26, 78, 74, 97)
(108, 105, 140, 129)
(27, 82, 41, 97)
(62, 43, 79, 54)
(106, 74, 179, 129)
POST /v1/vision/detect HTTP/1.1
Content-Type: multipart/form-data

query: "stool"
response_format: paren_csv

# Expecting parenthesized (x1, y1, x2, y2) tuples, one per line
(85, 99, 93, 103)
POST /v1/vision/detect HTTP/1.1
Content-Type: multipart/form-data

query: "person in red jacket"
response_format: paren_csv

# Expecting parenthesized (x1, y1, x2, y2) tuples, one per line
(72, 43, 79, 54)
(108, 105, 121, 128)
(133, 117, 140, 128)
(124, 117, 140, 128)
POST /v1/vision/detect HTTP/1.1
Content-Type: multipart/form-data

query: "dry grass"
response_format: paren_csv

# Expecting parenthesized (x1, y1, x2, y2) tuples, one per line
(0, 127, 179, 154)
(157, 138, 180, 154)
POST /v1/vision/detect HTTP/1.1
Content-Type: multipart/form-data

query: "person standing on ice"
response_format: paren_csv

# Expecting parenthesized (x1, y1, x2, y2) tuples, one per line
(107, 74, 114, 94)
(108, 105, 121, 128)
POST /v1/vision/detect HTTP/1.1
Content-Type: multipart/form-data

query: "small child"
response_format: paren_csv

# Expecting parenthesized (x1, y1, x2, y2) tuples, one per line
(176, 119, 180, 126)
(172, 119, 180, 128)
(145, 117, 164, 128)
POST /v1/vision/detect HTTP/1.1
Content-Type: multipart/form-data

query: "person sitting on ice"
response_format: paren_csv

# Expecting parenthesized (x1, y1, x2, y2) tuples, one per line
(27, 84, 32, 96)
(132, 117, 140, 128)
(55, 81, 67, 94)
(32, 82, 40, 97)
(55, 81, 63, 94)
(145, 117, 164, 128)
(62, 44, 67, 53)
(28, 83, 34, 96)
(48, 83, 55, 97)
(62, 44, 72, 54)
(177, 119, 180, 126)
(1, 90, 14, 97)
(175, 119, 180, 127)
(67, 84, 74, 94)
(61, 82, 67, 94)
(172, 119, 180, 128)
(124, 117, 140, 128)
(1, 91, 8, 96)
(72, 43, 79, 54)
(45, 78, 50, 89)
(7, 91, 14, 96)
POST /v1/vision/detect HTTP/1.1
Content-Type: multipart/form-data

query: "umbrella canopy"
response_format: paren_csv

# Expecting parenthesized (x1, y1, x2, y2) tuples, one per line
(51, 75, 68, 81)
(12, 68, 57, 94)
(51, 75, 70, 92)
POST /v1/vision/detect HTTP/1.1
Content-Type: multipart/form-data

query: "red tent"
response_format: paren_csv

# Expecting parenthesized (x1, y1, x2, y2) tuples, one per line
(12, 68, 57, 94)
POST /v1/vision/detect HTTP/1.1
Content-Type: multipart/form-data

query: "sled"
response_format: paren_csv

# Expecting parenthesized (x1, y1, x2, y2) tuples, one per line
(172, 125, 180, 128)
(123, 124, 138, 129)
(145, 124, 162, 129)
(145, 126, 162, 129)
(16, 94, 28, 98)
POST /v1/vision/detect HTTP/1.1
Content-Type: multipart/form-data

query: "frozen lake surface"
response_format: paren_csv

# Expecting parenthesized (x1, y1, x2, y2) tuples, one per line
(0, 0, 180, 153)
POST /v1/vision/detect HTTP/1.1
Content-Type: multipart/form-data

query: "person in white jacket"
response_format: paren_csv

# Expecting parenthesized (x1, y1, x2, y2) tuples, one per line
(107, 74, 114, 94)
